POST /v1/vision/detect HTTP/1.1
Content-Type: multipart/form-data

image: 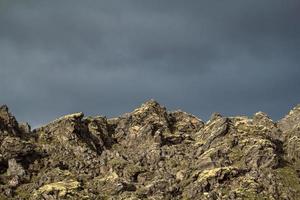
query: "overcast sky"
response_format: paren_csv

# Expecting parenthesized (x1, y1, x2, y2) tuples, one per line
(1, 0, 300, 127)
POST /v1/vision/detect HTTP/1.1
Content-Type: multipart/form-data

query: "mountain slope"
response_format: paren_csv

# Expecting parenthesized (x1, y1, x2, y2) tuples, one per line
(0, 100, 300, 200)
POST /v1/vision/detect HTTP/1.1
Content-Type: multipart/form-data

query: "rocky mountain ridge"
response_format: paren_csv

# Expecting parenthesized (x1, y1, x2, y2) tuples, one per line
(0, 100, 300, 200)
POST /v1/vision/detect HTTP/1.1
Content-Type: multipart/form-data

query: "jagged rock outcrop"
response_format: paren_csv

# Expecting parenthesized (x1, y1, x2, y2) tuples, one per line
(278, 105, 300, 171)
(0, 100, 300, 199)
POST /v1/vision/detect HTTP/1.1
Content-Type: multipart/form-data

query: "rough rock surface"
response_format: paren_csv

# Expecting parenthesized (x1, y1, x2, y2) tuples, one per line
(0, 100, 300, 199)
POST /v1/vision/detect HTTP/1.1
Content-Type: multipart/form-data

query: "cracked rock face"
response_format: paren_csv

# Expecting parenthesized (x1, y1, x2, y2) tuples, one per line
(0, 100, 300, 199)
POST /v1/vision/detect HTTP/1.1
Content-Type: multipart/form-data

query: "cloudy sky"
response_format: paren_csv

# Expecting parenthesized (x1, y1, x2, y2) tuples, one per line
(1, 0, 300, 127)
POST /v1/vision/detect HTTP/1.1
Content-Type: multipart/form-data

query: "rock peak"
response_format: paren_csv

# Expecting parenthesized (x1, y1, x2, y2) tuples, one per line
(288, 104, 300, 115)
(56, 112, 84, 121)
(209, 112, 223, 122)
(0, 104, 9, 112)
(139, 99, 161, 109)
(132, 99, 166, 115)
(0, 104, 20, 135)
(278, 104, 300, 132)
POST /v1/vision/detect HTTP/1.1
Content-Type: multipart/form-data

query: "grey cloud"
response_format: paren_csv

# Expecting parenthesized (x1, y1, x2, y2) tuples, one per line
(0, 0, 299, 126)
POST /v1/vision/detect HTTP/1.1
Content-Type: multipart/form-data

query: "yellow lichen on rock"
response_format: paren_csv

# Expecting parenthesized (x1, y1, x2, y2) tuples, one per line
(197, 167, 235, 183)
(129, 125, 141, 135)
(34, 180, 80, 197)
(95, 171, 119, 183)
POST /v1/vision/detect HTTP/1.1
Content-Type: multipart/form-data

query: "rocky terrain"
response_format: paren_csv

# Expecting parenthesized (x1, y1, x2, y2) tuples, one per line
(1, 100, 300, 200)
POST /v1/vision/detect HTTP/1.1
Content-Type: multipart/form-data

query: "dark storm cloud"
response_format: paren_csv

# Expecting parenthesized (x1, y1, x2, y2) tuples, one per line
(0, 0, 300, 126)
